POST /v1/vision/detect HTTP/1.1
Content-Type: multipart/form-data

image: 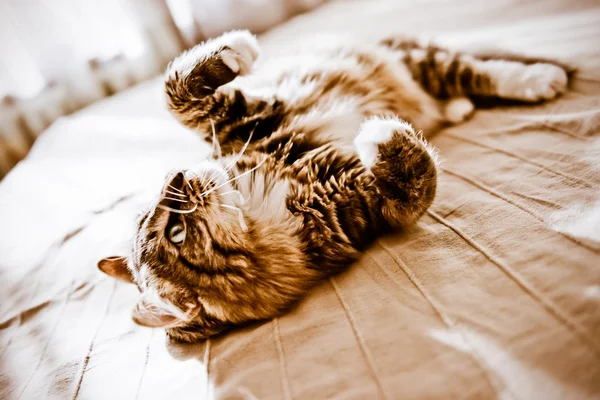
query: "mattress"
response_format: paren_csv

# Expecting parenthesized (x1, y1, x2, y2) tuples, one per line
(1, 0, 599, 399)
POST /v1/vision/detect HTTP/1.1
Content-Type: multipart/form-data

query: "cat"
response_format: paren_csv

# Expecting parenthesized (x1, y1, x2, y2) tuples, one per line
(97, 30, 571, 342)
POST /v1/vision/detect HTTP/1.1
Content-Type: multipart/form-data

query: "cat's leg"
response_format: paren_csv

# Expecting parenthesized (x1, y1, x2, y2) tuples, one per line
(164, 30, 264, 131)
(381, 38, 571, 115)
(355, 116, 438, 227)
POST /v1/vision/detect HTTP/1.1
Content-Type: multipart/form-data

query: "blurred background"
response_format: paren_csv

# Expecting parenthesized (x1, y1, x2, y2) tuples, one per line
(0, 0, 324, 178)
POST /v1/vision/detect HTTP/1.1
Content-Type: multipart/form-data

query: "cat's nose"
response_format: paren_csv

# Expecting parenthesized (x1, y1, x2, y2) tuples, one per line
(166, 171, 186, 193)
(159, 171, 193, 211)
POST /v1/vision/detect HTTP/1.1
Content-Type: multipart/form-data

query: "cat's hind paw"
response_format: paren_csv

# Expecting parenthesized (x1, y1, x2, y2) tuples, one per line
(497, 62, 569, 102)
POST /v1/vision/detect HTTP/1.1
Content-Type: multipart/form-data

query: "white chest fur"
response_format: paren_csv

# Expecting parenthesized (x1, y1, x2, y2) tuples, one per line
(235, 170, 300, 234)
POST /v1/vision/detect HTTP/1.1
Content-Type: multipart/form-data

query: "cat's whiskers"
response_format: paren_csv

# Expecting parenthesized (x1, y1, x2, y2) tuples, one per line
(183, 122, 257, 203)
(164, 189, 188, 198)
(182, 171, 194, 191)
(130, 240, 155, 262)
(131, 241, 151, 259)
(196, 162, 223, 185)
(206, 168, 222, 187)
(210, 118, 222, 161)
(207, 201, 248, 231)
(198, 169, 230, 197)
(157, 203, 198, 214)
(195, 168, 223, 201)
(161, 196, 189, 203)
(218, 189, 246, 205)
(167, 184, 185, 194)
(224, 121, 258, 173)
(199, 156, 268, 198)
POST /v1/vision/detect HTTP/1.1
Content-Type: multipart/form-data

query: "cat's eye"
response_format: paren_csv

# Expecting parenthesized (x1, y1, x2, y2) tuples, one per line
(167, 223, 186, 244)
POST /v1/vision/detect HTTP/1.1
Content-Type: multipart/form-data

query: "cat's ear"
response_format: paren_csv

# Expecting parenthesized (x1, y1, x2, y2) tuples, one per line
(97, 256, 134, 283)
(131, 292, 199, 328)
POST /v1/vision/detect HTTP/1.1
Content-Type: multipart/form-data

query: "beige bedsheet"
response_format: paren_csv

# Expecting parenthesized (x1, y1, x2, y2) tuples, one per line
(1, 0, 600, 399)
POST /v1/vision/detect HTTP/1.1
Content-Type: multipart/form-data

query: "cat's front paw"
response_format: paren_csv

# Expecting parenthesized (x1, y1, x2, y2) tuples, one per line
(165, 30, 260, 97)
(355, 117, 417, 169)
(509, 63, 568, 102)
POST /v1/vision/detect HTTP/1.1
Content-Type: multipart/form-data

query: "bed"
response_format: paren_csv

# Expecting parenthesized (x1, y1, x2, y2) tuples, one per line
(1, 0, 599, 398)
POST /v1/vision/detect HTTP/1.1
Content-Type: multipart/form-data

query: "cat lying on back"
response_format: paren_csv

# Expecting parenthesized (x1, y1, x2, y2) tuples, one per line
(98, 30, 571, 342)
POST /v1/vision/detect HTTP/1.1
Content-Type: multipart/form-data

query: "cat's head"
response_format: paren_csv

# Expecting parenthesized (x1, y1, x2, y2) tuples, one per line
(97, 161, 309, 341)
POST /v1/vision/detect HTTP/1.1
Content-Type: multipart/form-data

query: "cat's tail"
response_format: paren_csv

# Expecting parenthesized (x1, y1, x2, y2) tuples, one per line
(355, 116, 438, 228)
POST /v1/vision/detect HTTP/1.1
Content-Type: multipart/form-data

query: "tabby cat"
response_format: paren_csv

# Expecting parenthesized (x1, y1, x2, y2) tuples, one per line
(98, 30, 571, 342)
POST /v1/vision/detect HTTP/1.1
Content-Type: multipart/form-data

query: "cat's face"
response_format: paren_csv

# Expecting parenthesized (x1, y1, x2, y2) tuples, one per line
(98, 161, 255, 331)
(97, 160, 310, 340)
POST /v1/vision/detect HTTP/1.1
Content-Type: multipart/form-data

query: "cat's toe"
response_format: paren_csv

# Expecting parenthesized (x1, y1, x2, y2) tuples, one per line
(355, 117, 416, 169)
(521, 63, 568, 101)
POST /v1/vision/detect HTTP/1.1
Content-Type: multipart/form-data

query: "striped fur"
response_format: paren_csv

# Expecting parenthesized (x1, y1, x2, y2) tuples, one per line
(98, 30, 572, 342)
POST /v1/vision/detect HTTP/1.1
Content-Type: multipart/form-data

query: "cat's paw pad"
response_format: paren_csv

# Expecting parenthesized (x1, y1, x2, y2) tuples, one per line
(355, 117, 415, 169)
(218, 30, 260, 76)
(515, 63, 568, 101)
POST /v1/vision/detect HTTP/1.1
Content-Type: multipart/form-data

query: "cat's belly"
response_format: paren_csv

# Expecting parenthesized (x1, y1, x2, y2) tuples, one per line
(267, 47, 445, 136)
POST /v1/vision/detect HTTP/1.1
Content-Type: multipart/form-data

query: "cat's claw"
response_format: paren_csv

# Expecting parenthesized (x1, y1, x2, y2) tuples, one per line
(218, 30, 260, 76)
